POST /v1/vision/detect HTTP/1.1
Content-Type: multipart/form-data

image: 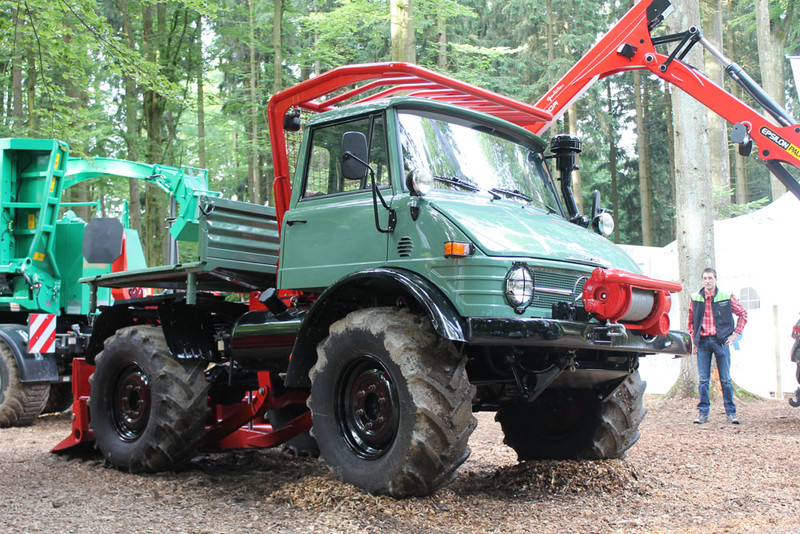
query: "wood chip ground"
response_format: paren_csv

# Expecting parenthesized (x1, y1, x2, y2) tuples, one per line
(2, 394, 799, 533)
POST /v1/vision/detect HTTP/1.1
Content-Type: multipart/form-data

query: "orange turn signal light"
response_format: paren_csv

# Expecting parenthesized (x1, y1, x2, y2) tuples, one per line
(444, 241, 475, 258)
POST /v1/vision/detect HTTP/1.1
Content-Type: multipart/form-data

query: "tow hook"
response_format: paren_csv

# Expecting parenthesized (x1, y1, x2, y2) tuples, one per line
(789, 387, 800, 408)
(589, 321, 628, 345)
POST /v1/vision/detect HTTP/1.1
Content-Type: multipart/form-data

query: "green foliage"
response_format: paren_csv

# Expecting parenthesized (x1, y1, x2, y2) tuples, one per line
(1, 0, 796, 257)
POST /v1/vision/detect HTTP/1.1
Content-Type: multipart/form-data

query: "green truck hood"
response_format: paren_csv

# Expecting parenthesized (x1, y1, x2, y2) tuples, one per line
(427, 195, 641, 272)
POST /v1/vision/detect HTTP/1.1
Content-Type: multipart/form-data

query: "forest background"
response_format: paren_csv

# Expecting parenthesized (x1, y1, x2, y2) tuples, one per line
(1, 0, 798, 267)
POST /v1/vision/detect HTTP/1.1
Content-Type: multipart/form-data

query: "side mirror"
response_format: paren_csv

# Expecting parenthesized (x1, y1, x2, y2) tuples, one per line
(590, 190, 615, 237)
(341, 131, 369, 180)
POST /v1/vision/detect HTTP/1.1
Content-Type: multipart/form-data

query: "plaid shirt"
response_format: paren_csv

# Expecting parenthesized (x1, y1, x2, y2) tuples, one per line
(687, 288, 747, 339)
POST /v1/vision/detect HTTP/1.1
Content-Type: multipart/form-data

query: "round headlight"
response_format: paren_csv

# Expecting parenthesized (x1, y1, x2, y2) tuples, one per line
(592, 211, 615, 237)
(504, 263, 535, 314)
(406, 168, 433, 196)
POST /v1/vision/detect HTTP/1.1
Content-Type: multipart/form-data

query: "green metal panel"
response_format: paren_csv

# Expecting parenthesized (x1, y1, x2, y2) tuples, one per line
(0, 138, 68, 314)
(198, 195, 279, 277)
(54, 216, 112, 315)
(82, 195, 280, 296)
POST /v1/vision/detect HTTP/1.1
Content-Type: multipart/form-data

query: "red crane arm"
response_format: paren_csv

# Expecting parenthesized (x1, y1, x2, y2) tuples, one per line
(532, 0, 800, 199)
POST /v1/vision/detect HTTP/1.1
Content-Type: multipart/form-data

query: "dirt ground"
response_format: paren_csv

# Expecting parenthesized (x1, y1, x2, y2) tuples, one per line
(2, 394, 800, 534)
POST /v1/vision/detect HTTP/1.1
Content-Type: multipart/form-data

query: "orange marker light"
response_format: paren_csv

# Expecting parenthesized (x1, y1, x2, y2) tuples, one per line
(444, 242, 474, 258)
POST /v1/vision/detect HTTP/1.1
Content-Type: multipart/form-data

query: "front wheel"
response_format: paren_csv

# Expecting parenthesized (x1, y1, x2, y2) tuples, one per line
(308, 308, 476, 497)
(496, 371, 646, 461)
(88, 326, 210, 472)
(0, 341, 49, 427)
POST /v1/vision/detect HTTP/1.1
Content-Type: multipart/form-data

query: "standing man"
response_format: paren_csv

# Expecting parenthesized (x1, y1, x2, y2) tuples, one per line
(687, 268, 747, 424)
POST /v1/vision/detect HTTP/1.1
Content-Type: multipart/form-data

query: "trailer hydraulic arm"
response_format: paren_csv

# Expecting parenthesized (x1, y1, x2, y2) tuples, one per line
(531, 0, 800, 200)
(62, 157, 220, 242)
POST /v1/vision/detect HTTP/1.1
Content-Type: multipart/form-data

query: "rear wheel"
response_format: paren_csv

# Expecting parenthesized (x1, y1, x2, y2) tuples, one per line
(88, 326, 209, 472)
(308, 308, 476, 497)
(0, 342, 49, 427)
(496, 371, 646, 460)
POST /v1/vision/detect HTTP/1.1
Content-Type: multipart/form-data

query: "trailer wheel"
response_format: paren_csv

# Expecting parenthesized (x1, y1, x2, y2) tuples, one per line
(308, 308, 476, 497)
(0, 341, 49, 428)
(496, 371, 646, 460)
(267, 404, 319, 457)
(88, 326, 210, 472)
(44, 383, 73, 414)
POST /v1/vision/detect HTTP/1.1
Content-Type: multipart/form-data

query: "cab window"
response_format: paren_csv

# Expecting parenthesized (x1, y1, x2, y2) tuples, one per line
(303, 114, 389, 198)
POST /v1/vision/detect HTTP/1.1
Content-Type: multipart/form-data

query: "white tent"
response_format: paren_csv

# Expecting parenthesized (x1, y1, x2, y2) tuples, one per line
(622, 192, 800, 397)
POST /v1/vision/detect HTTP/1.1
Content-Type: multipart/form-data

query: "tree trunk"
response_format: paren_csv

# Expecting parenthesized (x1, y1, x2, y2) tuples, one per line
(121, 2, 142, 236)
(11, 7, 23, 134)
(390, 0, 416, 63)
(62, 34, 91, 222)
(268, 0, 285, 205)
(25, 49, 37, 137)
(754, 0, 786, 200)
(273, 0, 283, 93)
(142, 2, 169, 266)
(668, 0, 715, 396)
(703, 0, 731, 213)
(545, 0, 554, 86)
(664, 84, 677, 244)
(247, 0, 261, 204)
(634, 71, 653, 246)
(730, 23, 748, 204)
(437, 9, 447, 70)
(197, 14, 207, 170)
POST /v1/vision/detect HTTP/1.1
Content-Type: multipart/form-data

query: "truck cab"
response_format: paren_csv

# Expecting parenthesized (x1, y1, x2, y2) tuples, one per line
(268, 94, 688, 495)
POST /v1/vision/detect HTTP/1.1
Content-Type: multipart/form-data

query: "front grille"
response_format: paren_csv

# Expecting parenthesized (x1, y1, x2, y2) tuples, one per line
(533, 269, 588, 310)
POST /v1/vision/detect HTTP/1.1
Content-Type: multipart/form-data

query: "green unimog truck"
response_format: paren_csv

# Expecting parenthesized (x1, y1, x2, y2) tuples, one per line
(46, 62, 689, 498)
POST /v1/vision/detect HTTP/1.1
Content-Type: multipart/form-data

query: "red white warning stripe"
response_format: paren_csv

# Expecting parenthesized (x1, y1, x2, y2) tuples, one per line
(29, 314, 56, 353)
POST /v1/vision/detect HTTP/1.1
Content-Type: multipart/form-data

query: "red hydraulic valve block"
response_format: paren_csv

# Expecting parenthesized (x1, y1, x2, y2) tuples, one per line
(581, 268, 682, 336)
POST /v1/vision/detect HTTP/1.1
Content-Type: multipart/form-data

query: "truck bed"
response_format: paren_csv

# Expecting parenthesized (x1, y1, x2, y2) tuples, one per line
(81, 196, 279, 294)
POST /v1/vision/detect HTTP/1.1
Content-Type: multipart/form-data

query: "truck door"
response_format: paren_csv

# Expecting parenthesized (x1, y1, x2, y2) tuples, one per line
(279, 113, 392, 291)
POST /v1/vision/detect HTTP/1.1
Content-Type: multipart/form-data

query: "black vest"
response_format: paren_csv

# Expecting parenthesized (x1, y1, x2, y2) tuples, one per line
(691, 287, 735, 344)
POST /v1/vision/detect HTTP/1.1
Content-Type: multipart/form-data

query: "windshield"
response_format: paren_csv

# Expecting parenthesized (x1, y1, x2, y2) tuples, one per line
(398, 111, 564, 216)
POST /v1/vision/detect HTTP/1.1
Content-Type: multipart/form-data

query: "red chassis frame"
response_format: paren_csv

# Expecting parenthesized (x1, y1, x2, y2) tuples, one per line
(53, 359, 311, 452)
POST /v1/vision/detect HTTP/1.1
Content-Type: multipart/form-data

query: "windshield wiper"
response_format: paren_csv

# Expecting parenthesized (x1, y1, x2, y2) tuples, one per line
(488, 187, 532, 202)
(433, 175, 480, 192)
(489, 188, 558, 214)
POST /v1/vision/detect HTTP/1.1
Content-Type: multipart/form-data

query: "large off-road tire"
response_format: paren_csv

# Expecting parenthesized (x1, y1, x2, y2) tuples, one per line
(0, 341, 49, 428)
(308, 308, 476, 497)
(496, 371, 646, 461)
(88, 326, 210, 472)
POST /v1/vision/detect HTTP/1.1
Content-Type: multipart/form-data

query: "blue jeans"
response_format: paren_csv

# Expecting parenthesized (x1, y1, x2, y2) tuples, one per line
(697, 336, 736, 416)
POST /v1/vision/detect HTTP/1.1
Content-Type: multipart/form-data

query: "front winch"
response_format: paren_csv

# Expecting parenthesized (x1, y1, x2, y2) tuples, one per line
(582, 268, 682, 336)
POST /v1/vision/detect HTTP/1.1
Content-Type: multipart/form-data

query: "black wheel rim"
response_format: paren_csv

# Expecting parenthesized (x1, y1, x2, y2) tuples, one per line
(110, 362, 151, 442)
(336, 355, 399, 459)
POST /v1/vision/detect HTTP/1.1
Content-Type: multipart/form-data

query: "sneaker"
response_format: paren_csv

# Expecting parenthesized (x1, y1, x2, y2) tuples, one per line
(694, 414, 709, 424)
(727, 414, 740, 425)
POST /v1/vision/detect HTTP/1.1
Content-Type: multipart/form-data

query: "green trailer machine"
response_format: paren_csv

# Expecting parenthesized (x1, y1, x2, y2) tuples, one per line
(0, 137, 219, 427)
